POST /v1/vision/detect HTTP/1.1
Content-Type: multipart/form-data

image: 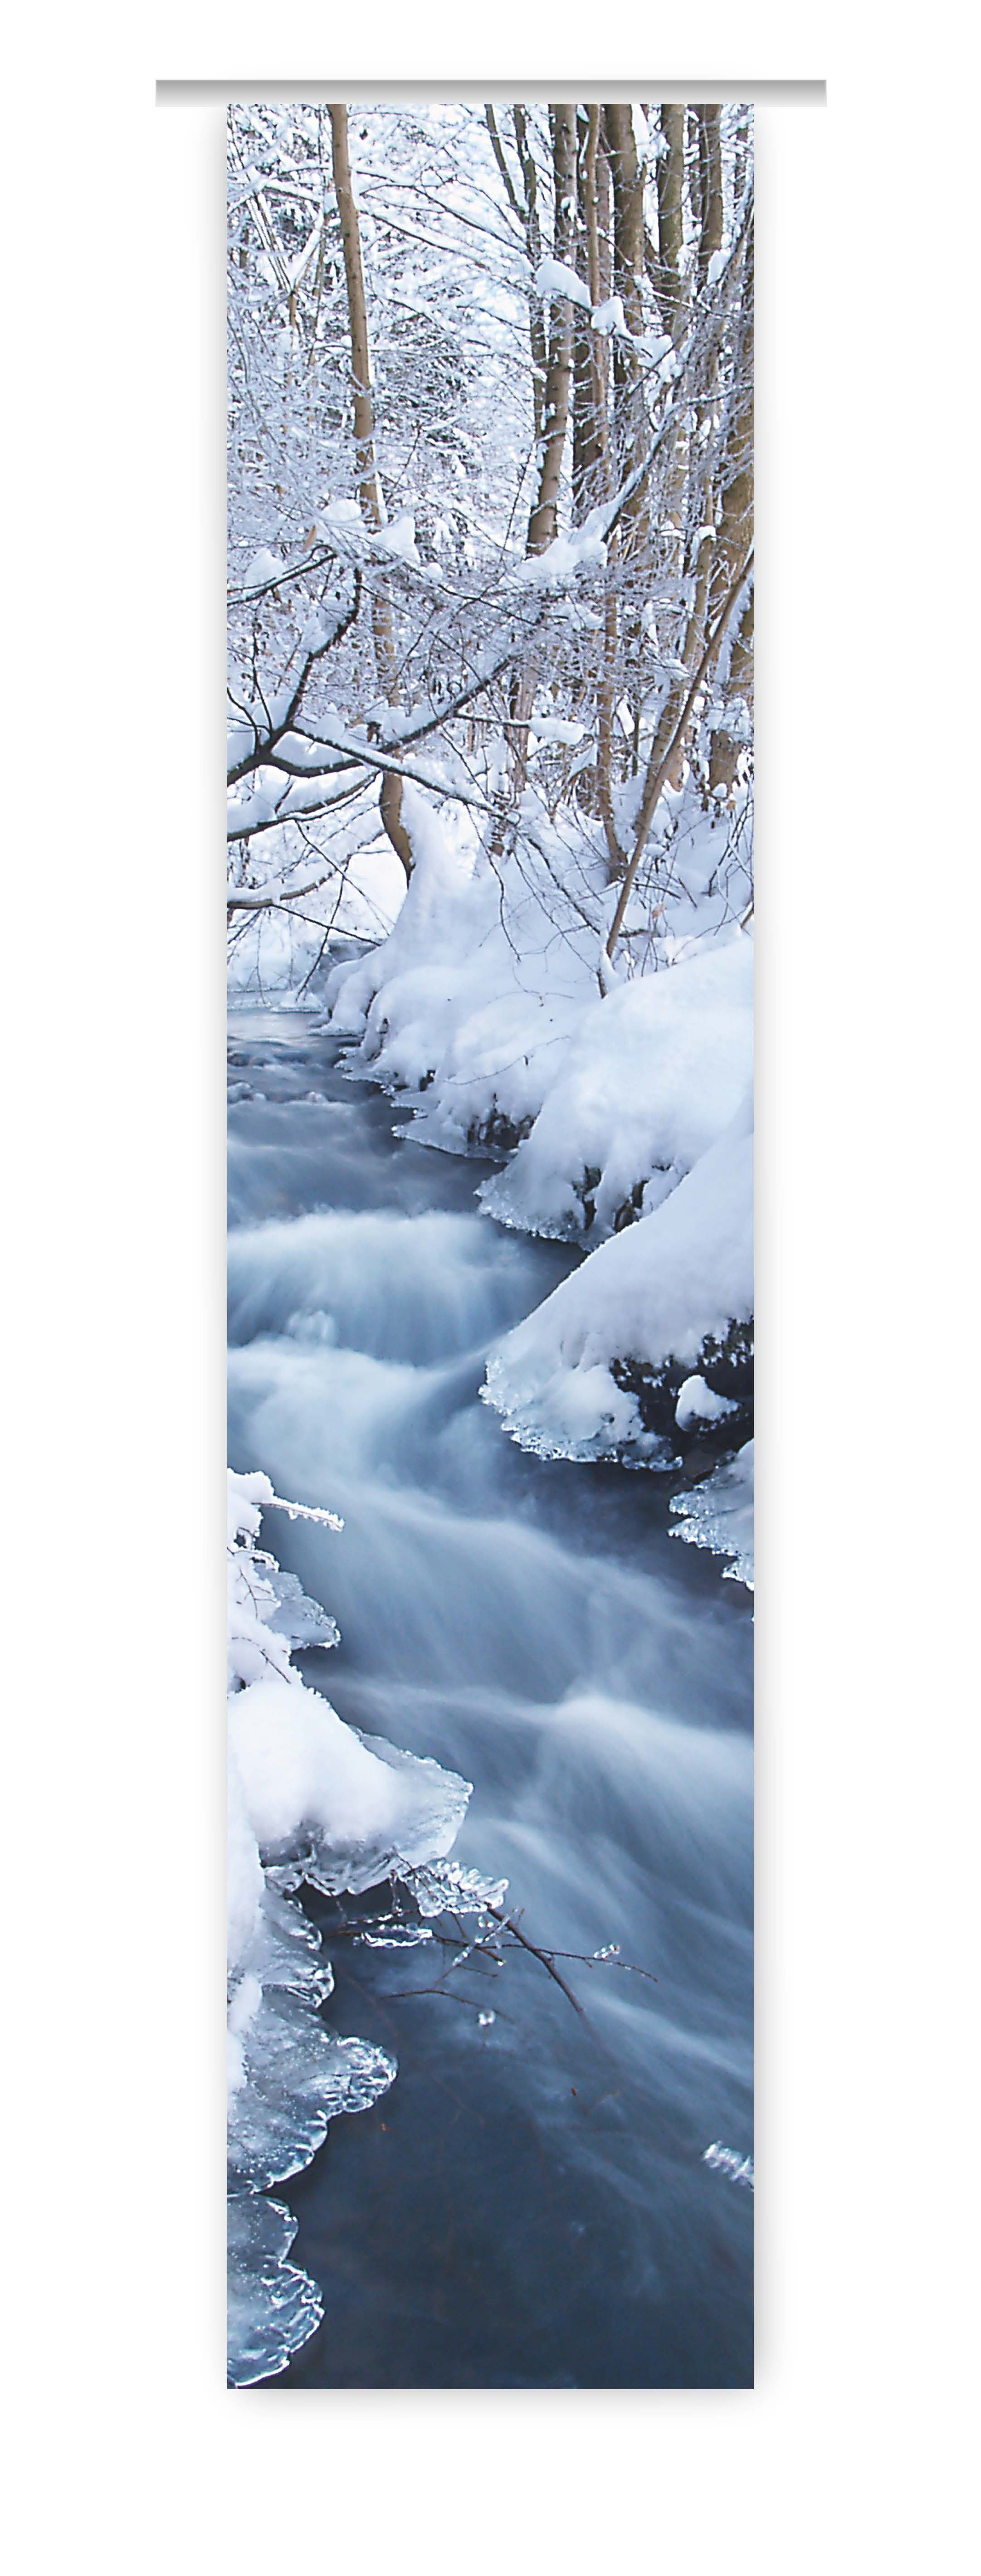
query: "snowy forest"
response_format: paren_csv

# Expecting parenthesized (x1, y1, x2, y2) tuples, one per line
(226, 100, 754, 2391)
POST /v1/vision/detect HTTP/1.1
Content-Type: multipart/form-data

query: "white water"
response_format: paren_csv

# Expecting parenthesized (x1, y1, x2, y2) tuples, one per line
(228, 1011, 753, 2388)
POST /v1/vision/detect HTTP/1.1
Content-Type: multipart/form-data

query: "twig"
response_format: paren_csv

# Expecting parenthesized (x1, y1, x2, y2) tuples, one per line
(483, 1905, 589, 2023)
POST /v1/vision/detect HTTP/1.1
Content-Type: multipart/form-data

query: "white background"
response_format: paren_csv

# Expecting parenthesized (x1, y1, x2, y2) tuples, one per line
(4, 5, 976, 2568)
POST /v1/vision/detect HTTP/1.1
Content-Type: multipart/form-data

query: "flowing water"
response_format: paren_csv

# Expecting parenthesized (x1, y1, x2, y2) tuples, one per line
(228, 1006, 753, 2389)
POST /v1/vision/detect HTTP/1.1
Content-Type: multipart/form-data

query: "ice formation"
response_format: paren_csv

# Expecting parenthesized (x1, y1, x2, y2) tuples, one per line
(227, 1469, 473, 2384)
(703, 2141, 754, 2187)
(670, 1440, 755, 1590)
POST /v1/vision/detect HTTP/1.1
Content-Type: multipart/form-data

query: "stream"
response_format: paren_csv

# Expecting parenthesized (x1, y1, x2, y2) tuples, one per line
(228, 1005, 753, 2389)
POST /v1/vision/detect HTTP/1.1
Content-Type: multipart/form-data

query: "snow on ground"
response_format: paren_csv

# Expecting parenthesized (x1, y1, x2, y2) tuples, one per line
(325, 783, 751, 1179)
(482, 1091, 753, 1463)
(325, 785, 595, 1144)
(478, 931, 752, 1240)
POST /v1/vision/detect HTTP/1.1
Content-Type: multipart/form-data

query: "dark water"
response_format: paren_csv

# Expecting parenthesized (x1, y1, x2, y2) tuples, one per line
(228, 1007, 753, 2389)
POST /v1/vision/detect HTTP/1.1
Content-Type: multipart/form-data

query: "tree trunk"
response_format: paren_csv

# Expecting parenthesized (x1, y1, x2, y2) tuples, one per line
(708, 588, 753, 799)
(509, 106, 548, 445)
(696, 105, 724, 286)
(605, 547, 753, 971)
(603, 103, 647, 558)
(708, 225, 754, 794)
(654, 104, 685, 344)
(573, 107, 620, 873)
(527, 106, 577, 556)
(600, 104, 650, 830)
(505, 108, 578, 792)
(328, 102, 413, 879)
(654, 106, 726, 778)
(572, 106, 610, 524)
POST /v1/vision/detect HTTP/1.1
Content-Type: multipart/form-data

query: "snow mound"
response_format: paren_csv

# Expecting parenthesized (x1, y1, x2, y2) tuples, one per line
(483, 1093, 753, 1463)
(326, 792, 593, 1150)
(478, 933, 752, 1240)
(324, 787, 751, 1220)
(675, 1374, 739, 1429)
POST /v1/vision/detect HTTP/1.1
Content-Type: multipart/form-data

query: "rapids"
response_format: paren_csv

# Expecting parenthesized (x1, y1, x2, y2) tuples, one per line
(228, 1006, 753, 2389)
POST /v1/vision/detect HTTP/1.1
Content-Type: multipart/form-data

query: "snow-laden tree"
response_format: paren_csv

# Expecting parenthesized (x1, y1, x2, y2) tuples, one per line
(227, 102, 753, 994)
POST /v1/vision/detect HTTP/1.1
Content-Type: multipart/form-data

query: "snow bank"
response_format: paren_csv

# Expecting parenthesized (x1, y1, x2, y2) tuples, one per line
(326, 778, 751, 1184)
(231, 1672, 469, 1889)
(325, 787, 753, 1567)
(482, 1094, 753, 1464)
(227, 1468, 471, 2384)
(326, 785, 597, 1149)
(478, 933, 752, 1240)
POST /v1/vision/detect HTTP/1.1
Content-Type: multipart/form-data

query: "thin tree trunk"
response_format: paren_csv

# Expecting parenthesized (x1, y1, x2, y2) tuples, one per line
(605, 548, 753, 972)
(651, 101, 689, 613)
(654, 104, 685, 343)
(600, 104, 649, 831)
(590, 122, 621, 867)
(603, 103, 646, 558)
(575, 106, 620, 873)
(572, 106, 610, 523)
(527, 106, 576, 555)
(504, 108, 578, 794)
(650, 105, 726, 784)
(571, 116, 592, 524)
(708, 225, 754, 794)
(710, 235, 753, 594)
(695, 105, 724, 285)
(512, 106, 547, 444)
(328, 102, 413, 878)
(708, 588, 753, 799)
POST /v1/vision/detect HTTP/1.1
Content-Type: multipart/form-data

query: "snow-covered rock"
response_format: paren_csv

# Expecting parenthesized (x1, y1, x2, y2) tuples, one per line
(483, 1093, 753, 1464)
(478, 932, 752, 1240)
(674, 1374, 740, 1430)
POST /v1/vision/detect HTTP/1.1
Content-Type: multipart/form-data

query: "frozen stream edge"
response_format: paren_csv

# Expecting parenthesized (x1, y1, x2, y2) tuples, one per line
(227, 1475, 497, 2387)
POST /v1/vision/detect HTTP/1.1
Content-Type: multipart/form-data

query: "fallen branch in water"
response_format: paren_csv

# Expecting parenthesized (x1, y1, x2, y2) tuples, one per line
(482, 1903, 590, 2022)
(325, 1890, 658, 2037)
